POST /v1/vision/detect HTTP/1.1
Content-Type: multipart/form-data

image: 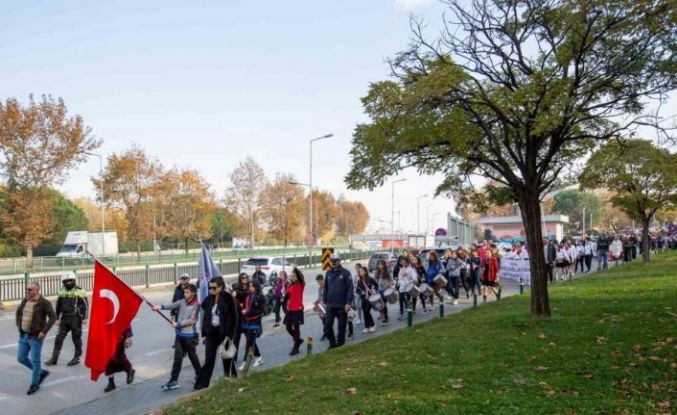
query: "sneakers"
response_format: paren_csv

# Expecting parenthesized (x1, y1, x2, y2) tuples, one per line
(45, 357, 58, 366)
(382, 319, 389, 326)
(253, 357, 264, 368)
(27, 384, 40, 395)
(273, 323, 280, 328)
(161, 381, 179, 391)
(348, 334, 353, 340)
(368, 327, 376, 333)
(362, 328, 369, 334)
(397, 314, 405, 321)
(452, 299, 458, 305)
(354, 319, 362, 325)
(289, 347, 300, 356)
(238, 362, 246, 371)
(422, 309, 427, 314)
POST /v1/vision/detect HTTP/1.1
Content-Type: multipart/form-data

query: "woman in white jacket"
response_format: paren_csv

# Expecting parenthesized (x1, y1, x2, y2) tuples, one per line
(610, 236, 623, 266)
(396, 257, 417, 320)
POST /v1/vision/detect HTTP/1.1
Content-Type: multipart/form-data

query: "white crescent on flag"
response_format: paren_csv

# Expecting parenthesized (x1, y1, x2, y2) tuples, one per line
(99, 289, 120, 325)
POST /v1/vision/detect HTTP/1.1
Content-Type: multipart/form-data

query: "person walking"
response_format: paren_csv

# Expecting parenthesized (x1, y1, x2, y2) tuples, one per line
(322, 253, 353, 349)
(252, 265, 266, 286)
(153, 284, 201, 391)
(16, 282, 56, 395)
(424, 251, 445, 306)
(610, 236, 623, 266)
(45, 271, 88, 367)
(103, 326, 135, 392)
(352, 263, 363, 326)
(397, 256, 417, 319)
(284, 267, 305, 356)
(231, 273, 250, 366)
(314, 274, 327, 341)
(356, 267, 378, 333)
(481, 250, 501, 303)
(272, 271, 288, 328)
(238, 281, 265, 370)
(374, 260, 393, 325)
(445, 251, 463, 305)
(583, 237, 595, 272)
(194, 276, 238, 390)
(468, 249, 483, 295)
(410, 255, 428, 314)
(597, 235, 610, 271)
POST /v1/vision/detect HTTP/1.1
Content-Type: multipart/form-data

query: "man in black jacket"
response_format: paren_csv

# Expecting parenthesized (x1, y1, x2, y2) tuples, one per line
(322, 253, 354, 349)
(45, 272, 88, 366)
(544, 239, 557, 283)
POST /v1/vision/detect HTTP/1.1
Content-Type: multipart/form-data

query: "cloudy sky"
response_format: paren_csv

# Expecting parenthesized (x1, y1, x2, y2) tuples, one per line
(1, 1, 673, 235)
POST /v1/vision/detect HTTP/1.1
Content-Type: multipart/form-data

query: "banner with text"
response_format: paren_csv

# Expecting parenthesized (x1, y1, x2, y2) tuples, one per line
(500, 258, 531, 284)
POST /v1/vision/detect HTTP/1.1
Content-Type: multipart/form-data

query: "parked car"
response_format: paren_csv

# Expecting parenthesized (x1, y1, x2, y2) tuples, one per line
(367, 252, 398, 273)
(240, 256, 293, 283)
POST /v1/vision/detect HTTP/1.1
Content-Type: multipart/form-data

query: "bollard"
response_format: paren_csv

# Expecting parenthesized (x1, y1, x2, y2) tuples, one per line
(219, 259, 223, 274)
(473, 293, 478, 307)
(307, 336, 314, 356)
(240, 347, 255, 379)
(407, 309, 413, 327)
(519, 277, 524, 295)
(145, 264, 150, 288)
(439, 302, 444, 318)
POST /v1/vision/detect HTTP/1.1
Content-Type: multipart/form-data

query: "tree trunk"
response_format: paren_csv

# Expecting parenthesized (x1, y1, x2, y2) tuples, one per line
(641, 217, 651, 264)
(136, 241, 141, 259)
(518, 193, 551, 318)
(185, 237, 189, 254)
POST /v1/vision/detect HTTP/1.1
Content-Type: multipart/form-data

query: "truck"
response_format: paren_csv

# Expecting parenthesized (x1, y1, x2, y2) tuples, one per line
(56, 231, 119, 259)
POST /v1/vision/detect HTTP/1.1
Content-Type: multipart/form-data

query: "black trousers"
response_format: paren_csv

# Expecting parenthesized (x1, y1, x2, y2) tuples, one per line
(460, 270, 470, 296)
(170, 336, 201, 383)
(584, 254, 592, 271)
(399, 292, 411, 315)
(53, 314, 83, 357)
(546, 263, 554, 283)
(273, 297, 286, 323)
(233, 325, 243, 361)
(194, 335, 237, 389)
(448, 277, 460, 299)
(324, 307, 348, 347)
(360, 299, 375, 328)
(575, 256, 585, 272)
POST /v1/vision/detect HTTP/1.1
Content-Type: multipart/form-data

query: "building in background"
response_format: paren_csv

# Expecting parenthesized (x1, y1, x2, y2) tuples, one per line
(477, 214, 569, 242)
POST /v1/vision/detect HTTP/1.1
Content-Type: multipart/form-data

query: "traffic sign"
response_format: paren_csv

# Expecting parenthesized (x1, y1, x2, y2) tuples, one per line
(321, 247, 334, 270)
(305, 233, 315, 247)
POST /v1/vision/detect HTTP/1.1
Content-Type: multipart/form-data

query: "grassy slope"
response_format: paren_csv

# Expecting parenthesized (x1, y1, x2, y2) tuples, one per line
(165, 253, 676, 415)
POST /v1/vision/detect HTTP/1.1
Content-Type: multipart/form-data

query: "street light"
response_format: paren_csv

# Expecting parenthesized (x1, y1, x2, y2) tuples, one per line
(417, 194, 428, 234)
(425, 204, 434, 235)
(308, 134, 333, 261)
(390, 178, 406, 253)
(85, 152, 105, 258)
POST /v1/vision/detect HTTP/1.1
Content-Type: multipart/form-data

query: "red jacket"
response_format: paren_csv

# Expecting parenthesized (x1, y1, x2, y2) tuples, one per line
(285, 282, 305, 312)
(483, 257, 499, 282)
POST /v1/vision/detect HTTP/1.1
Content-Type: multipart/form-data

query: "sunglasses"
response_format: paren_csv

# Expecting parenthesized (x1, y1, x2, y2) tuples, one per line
(209, 286, 219, 291)
(26, 288, 36, 291)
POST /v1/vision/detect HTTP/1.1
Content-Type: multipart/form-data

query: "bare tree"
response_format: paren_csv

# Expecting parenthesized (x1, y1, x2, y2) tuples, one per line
(225, 157, 268, 249)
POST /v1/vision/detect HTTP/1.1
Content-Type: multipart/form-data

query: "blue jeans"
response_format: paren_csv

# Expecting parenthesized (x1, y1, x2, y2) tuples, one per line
(17, 333, 45, 386)
(597, 252, 608, 270)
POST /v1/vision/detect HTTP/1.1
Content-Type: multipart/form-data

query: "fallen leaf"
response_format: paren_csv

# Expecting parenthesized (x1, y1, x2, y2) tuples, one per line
(351, 411, 364, 415)
(632, 344, 641, 352)
(611, 350, 622, 357)
(513, 377, 527, 385)
(378, 362, 388, 368)
(451, 384, 464, 389)
(666, 337, 674, 345)
(538, 333, 547, 339)
(649, 356, 660, 361)
(596, 336, 607, 344)
(549, 342, 557, 347)
(346, 387, 357, 395)
(285, 375, 294, 382)
(535, 366, 549, 371)
(237, 387, 246, 393)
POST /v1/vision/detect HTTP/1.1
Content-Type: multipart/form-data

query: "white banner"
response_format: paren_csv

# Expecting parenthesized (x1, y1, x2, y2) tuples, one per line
(500, 258, 531, 284)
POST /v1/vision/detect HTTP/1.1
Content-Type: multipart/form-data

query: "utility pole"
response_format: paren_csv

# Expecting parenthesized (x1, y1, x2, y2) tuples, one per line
(390, 178, 406, 253)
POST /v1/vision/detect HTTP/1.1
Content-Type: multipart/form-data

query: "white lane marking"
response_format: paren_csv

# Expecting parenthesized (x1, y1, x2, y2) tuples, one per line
(43, 375, 82, 387)
(144, 350, 166, 357)
(0, 329, 90, 350)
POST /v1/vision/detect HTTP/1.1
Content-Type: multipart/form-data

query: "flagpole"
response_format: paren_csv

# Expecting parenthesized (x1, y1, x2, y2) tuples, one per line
(87, 251, 175, 327)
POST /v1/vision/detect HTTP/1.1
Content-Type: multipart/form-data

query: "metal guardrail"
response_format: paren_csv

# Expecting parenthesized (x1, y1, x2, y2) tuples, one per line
(0, 246, 346, 275)
(0, 249, 378, 302)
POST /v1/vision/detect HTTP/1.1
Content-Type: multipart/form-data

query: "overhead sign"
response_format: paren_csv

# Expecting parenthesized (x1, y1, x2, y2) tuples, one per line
(321, 247, 334, 270)
(435, 228, 447, 236)
(305, 233, 315, 248)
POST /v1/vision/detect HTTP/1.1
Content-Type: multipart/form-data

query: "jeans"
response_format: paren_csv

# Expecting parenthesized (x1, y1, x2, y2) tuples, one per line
(244, 329, 261, 358)
(17, 333, 44, 386)
(324, 307, 347, 348)
(597, 252, 608, 270)
(448, 277, 460, 299)
(170, 336, 201, 383)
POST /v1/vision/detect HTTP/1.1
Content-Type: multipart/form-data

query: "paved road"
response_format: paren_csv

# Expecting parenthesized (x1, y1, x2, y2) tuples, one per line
(0, 258, 620, 415)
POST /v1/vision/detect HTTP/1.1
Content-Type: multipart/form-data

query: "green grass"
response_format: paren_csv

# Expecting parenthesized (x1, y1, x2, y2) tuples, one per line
(164, 253, 677, 415)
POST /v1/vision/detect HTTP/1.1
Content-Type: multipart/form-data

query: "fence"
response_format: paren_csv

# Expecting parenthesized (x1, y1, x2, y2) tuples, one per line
(0, 249, 377, 302)
(0, 246, 345, 275)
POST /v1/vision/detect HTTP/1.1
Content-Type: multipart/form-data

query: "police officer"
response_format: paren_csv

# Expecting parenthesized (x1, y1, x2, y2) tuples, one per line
(45, 272, 88, 366)
(322, 253, 353, 349)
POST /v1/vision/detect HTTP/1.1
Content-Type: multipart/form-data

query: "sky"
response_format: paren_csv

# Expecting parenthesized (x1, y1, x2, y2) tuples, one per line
(1, 1, 674, 236)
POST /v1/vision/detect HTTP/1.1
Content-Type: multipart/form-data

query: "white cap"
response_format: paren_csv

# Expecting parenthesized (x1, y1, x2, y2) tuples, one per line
(180, 273, 190, 280)
(61, 271, 76, 282)
(330, 253, 341, 261)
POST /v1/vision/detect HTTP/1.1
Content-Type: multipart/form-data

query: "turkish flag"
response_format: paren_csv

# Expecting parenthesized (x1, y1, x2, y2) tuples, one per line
(85, 260, 143, 381)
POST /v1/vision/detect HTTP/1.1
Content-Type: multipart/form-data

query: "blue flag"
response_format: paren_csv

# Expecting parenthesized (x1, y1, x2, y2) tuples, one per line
(198, 242, 222, 304)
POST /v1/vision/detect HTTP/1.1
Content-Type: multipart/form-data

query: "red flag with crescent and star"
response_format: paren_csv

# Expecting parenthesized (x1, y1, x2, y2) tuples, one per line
(85, 260, 143, 381)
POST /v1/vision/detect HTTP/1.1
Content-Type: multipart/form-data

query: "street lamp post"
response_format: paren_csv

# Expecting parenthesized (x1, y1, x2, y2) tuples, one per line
(85, 152, 105, 258)
(390, 178, 406, 253)
(417, 194, 428, 234)
(308, 134, 333, 261)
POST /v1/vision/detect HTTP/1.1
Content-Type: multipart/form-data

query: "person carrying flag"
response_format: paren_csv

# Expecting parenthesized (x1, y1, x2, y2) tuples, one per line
(153, 283, 201, 391)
